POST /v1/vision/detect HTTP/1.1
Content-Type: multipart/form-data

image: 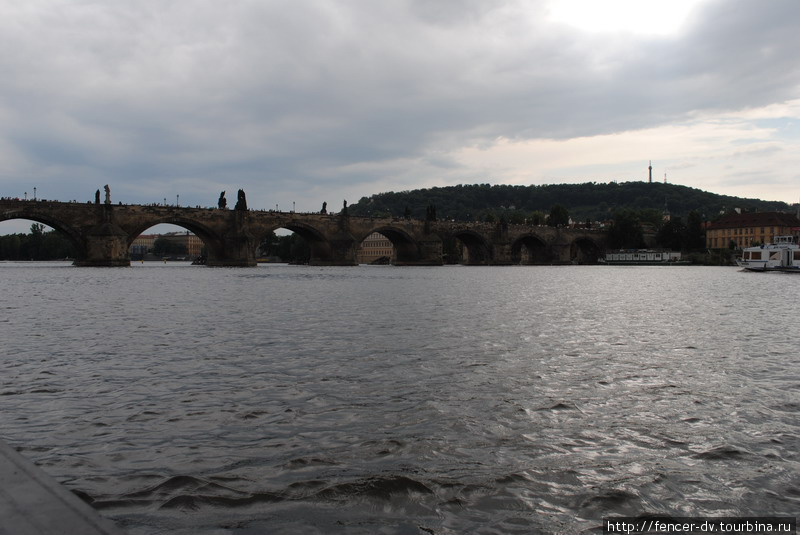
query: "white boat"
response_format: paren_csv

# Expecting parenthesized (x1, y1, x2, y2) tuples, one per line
(737, 236, 800, 272)
(602, 249, 687, 265)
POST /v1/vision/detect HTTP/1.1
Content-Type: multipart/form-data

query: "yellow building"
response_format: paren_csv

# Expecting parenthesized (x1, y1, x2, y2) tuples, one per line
(160, 232, 203, 257)
(130, 234, 157, 257)
(129, 231, 203, 258)
(357, 232, 394, 264)
(705, 212, 800, 249)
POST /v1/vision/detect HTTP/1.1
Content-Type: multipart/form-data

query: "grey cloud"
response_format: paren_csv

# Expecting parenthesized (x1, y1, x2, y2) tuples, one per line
(1, 0, 798, 209)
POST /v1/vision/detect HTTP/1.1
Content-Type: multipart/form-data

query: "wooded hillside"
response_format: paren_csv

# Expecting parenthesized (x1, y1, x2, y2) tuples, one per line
(347, 182, 791, 223)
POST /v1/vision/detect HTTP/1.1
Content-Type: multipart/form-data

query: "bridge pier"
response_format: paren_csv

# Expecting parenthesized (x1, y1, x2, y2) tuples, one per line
(488, 242, 514, 265)
(74, 220, 130, 267)
(207, 236, 257, 266)
(207, 255, 256, 267)
(206, 211, 258, 267)
(309, 237, 358, 266)
(461, 242, 515, 265)
(551, 241, 573, 264)
(393, 238, 443, 266)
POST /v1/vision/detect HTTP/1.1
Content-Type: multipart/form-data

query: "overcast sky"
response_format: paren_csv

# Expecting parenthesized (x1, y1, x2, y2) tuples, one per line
(1, 0, 799, 232)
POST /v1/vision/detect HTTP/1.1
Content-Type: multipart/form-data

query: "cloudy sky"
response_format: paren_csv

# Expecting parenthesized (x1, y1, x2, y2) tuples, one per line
(1, 0, 799, 229)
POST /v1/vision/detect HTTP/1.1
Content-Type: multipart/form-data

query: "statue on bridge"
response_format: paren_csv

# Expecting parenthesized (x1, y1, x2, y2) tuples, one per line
(341, 200, 348, 216)
(218, 191, 227, 209)
(95, 189, 100, 204)
(235, 189, 247, 211)
(320, 201, 327, 214)
(104, 185, 111, 205)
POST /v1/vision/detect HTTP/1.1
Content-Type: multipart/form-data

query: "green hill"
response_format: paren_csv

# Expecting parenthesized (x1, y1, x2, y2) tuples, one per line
(348, 181, 791, 223)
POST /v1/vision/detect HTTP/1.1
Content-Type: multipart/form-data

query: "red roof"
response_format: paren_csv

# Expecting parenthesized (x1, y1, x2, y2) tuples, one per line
(706, 211, 800, 230)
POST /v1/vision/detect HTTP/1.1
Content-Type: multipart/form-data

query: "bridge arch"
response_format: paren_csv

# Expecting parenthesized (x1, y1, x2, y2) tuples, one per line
(356, 226, 421, 264)
(258, 221, 344, 265)
(447, 229, 493, 265)
(126, 217, 225, 262)
(511, 233, 551, 264)
(569, 236, 601, 264)
(0, 209, 85, 258)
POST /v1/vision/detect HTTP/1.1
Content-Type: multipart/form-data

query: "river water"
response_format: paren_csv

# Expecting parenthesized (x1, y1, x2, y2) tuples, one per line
(1, 262, 798, 534)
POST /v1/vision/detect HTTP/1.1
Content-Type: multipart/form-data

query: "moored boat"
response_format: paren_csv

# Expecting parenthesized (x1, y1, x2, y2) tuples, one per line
(737, 235, 800, 272)
(602, 249, 687, 265)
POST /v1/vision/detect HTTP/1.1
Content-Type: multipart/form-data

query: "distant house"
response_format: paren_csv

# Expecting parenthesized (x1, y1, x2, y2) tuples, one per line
(159, 231, 203, 257)
(705, 211, 800, 249)
(129, 231, 203, 258)
(357, 232, 394, 264)
(130, 234, 157, 257)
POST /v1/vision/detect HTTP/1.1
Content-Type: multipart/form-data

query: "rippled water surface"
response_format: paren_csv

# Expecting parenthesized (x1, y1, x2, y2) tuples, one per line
(1, 262, 798, 534)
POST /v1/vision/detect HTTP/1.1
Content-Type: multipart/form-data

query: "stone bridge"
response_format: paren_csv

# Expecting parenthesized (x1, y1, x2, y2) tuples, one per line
(0, 199, 608, 266)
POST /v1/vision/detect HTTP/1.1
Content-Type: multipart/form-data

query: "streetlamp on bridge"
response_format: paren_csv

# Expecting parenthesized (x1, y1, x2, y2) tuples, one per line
(33, 187, 36, 200)
(177, 194, 179, 207)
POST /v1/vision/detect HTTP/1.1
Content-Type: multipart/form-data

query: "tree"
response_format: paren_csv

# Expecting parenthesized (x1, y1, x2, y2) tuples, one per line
(258, 232, 311, 263)
(152, 237, 187, 257)
(25, 223, 45, 259)
(42, 232, 76, 259)
(258, 231, 281, 257)
(287, 233, 310, 263)
(0, 234, 21, 259)
(685, 210, 706, 250)
(638, 208, 664, 228)
(528, 211, 547, 225)
(0, 225, 76, 260)
(547, 204, 570, 227)
(607, 209, 645, 249)
(656, 219, 687, 250)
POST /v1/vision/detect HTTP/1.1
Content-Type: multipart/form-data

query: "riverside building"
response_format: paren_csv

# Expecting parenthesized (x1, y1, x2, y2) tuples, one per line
(705, 211, 800, 249)
(357, 232, 394, 264)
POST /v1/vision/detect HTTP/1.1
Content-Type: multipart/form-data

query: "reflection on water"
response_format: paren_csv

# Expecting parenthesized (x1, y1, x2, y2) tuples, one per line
(1, 262, 799, 534)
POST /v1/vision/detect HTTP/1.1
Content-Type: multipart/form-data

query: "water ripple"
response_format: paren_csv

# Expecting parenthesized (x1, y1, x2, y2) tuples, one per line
(1, 263, 798, 534)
